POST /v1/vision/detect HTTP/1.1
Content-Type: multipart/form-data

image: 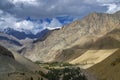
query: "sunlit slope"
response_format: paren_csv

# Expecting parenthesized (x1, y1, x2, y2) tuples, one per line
(70, 49, 118, 69)
(88, 49, 120, 80)
(70, 29, 120, 69)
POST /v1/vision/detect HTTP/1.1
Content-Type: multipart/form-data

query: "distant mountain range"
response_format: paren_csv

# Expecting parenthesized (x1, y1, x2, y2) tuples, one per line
(0, 16, 74, 40)
(2, 28, 50, 40)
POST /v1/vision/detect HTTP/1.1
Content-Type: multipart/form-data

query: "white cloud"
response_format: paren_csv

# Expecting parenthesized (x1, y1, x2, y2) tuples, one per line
(95, 0, 120, 14)
(97, 0, 115, 3)
(0, 0, 120, 18)
(46, 18, 62, 30)
(103, 3, 120, 13)
(0, 12, 63, 34)
(14, 20, 40, 33)
(11, 0, 39, 6)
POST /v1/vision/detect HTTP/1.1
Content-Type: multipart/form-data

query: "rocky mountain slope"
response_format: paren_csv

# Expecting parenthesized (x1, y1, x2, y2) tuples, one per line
(0, 28, 53, 53)
(22, 11, 120, 63)
(0, 45, 46, 80)
(0, 32, 23, 51)
(20, 11, 120, 80)
(70, 28, 120, 68)
(86, 29, 120, 80)
(3, 28, 50, 40)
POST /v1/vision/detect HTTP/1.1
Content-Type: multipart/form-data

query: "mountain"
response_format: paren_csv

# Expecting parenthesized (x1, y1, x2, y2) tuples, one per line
(70, 28, 120, 68)
(0, 32, 23, 51)
(0, 16, 74, 40)
(0, 28, 52, 53)
(0, 45, 46, 80)
(3, 28, 50, 40)
(22, 11, 120, 62)
(20, 11, 120, 79)
(86, 29, 120, 80)
(88, 49, 120, 80)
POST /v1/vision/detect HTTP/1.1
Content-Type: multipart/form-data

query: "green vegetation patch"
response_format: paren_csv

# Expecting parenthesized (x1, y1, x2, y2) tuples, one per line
(35, 61, 74, 68)
(37, 67, 87, 80)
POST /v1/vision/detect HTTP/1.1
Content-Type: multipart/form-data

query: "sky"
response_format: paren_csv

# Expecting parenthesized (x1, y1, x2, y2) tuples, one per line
(0, 0, 120, 34)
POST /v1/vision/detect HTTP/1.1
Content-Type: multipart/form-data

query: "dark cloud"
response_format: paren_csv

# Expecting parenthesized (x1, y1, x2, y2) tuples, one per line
(0, 0, 14, 11)
(0, 0, 119, 19)
(0, 0, 120, 34)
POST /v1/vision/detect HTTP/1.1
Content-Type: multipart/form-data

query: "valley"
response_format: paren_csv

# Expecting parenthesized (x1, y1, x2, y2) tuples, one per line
(0, 10, 120, 80)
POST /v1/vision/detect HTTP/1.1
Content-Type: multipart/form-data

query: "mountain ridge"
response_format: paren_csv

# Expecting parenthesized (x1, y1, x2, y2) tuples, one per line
(22, 11, 120, 63)
(1, 28, 50, 40)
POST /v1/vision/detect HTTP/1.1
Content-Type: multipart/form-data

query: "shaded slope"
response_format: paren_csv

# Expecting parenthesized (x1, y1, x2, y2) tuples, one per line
(0, 45, 14, 58)
(0, 45, 28, 73)
(12, 51, 47, 72)
(54, 38, 93, 62)
(0, 32, 23, 51)
(0, 36, 22, 46)
(55, 31, 120, 62)
(0, 45, 47, 80)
